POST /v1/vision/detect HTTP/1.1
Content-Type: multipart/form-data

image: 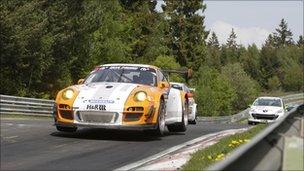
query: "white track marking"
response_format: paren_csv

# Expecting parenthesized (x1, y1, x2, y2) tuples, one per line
(115, 128, 249, 171)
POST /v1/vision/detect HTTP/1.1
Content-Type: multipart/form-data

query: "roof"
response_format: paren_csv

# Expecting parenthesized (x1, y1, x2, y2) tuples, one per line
(170, 82, 185, 86)
(101, 63, 159, 70)
(257, 96, 282, 100)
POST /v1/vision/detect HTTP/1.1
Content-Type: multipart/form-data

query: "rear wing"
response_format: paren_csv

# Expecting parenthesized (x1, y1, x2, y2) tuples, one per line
(162, 68, 193, 82)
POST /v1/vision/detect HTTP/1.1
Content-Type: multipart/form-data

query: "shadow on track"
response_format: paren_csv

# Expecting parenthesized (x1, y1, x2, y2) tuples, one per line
(50, 128, 185, 142)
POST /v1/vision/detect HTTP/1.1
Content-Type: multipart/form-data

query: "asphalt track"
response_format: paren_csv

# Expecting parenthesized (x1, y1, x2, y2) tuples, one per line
(1, 117, 248, 170)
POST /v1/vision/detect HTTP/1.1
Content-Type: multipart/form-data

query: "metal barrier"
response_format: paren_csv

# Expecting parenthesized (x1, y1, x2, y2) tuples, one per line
(0, 94, 54, 116)
(0, 93, 303, 119)
(207, 104, 304, 171)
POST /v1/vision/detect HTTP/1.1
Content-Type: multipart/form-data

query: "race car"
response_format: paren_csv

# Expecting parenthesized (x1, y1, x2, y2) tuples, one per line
(248, 97, 286, 124)
(53, 64, 189, 135)
(170, 82, 197, 124)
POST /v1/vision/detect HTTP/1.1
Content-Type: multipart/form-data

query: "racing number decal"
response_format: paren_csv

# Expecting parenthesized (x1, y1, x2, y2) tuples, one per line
(86, 104, 106, 110)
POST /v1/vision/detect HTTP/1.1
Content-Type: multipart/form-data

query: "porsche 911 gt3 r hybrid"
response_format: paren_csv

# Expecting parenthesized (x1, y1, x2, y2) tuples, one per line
(53, 64, 189, 135)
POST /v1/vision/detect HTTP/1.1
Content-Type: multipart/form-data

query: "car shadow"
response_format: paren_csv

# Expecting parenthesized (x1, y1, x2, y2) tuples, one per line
(50, 128, 185, 142)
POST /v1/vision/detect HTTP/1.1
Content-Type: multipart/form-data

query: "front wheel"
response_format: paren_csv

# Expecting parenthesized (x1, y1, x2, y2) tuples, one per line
(188, 119, 196, 125)
(145, 99, 166, 136)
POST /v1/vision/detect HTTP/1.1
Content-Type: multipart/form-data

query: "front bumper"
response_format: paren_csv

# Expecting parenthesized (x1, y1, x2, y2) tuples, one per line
(248, 113, 283, 123)
(55, 121, 157, 130)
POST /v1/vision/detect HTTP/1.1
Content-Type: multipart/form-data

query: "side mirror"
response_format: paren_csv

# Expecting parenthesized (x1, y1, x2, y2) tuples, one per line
(189, 88, 196, 93)
(248, 104, 252, 108)
(78, 79, 84, 85)
(159, 81, 169, 89)
(186, 92, 193, 98)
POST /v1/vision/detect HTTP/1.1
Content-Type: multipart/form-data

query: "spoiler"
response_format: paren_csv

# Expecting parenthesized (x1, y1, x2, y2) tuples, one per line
(162, 68, 193, 82)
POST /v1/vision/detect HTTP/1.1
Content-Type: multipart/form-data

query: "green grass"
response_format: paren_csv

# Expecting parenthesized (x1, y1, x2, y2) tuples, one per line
(182, 124, 266, 171)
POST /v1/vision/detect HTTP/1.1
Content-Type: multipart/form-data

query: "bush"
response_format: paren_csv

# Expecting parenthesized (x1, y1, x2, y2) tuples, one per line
(267, 76, 281, 91)
(194, 66, 236, 116)
(152, 55, 184, 82)
(220, 63, 260, 111)
(282, 62, 304, 91)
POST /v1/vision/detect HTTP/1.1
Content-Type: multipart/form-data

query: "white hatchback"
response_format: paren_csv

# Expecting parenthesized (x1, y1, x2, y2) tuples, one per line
(248, 97, 286, 124)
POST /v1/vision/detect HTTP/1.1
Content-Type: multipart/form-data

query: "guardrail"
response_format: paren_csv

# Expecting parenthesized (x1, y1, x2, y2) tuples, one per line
(0, 93, 303, 119)
(198, 93, 304, 123)
(0, 94, 54, 116)
(208, 104, 304, 171)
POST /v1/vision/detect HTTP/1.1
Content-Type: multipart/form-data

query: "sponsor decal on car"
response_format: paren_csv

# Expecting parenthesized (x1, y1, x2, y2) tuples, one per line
(83, 99, 115, 104)
(86, 104, 107, 110)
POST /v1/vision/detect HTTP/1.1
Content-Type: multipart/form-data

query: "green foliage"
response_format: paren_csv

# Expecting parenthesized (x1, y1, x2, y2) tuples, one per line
(273, 18, 294, 46)
(194, 66, 236, 116)
(182, 124, 266, 170)
(282, 62, 304, 91)
(152, 55, 180, 69)
(164, 0, 208, 70)
(0, 1, 301, 118)
(267, 76, 281, 91)
(152, 55, 184, 82)
(221, 63, 260, 111)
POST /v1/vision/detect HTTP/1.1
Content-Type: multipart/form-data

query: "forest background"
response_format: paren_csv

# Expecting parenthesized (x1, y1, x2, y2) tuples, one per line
(1, 0, 303, 116)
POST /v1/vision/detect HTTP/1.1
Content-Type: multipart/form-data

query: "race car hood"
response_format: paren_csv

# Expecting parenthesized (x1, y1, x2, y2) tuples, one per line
(72, 82, 138, 112)
(250, 106, 283, 115)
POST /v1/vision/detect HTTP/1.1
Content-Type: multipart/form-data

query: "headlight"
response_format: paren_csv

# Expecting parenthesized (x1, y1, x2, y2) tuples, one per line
(62, 89, 74, 100)
(277, 109, 284, 114)
(134, 91, 147, 102)
(249, 108, 256, 113)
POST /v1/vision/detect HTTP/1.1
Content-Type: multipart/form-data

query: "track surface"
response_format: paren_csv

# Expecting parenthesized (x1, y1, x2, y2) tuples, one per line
(1, 117, 248, 170)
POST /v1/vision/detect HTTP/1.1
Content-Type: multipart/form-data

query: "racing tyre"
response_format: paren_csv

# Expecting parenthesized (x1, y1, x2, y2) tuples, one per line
(167, 101, 188, 132)
(188, 119, 196, 125)
(145, 99, 166, 136)
(248, 121, 255, 125)
(56, 126, 77, 132)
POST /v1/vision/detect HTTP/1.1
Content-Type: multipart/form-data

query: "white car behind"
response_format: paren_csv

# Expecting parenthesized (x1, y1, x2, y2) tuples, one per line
(248, 97, 286, 124)
(170, 82, 197, 124)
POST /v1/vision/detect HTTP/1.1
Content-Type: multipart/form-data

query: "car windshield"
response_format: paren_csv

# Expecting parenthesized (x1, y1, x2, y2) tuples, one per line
(84, 66, 157, 86)
(171, 84, 183, 90)
(253, 98, 282, 107)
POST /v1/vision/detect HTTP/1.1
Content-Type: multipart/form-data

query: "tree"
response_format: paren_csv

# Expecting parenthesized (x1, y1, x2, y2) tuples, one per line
(120, 0, 169, 64)
(297, 35, 304, 46)
(267, 76, 281, 91)
(282, 62, 304, 91)
(194, 66, 236, 116)
(206, 32, 221, 69)
(273, 18, 294, 46)
(163, 0, 209, 70)
(220, 28, 239, 64)
(152, 55, 184, 82)
(239, 44, 261, 80)
(208, 32, 220, 47)
(226, 28, 238, 48)
(221, 63, 260, 110)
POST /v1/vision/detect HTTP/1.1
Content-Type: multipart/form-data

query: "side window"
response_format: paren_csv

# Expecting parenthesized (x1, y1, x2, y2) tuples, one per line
(159, 70, 168, 82)
(184, 85, 190, 93)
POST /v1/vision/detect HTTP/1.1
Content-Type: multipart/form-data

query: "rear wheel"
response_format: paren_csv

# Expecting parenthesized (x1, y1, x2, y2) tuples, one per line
(188, 119, 196, 124)
(167, 100, 188, 132)
(248, 121, 256, 125)
(56, 126, 77, 132)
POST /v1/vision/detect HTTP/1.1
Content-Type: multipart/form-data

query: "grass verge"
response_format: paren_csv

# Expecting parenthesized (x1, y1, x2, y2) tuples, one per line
(182, 124, 266, 171)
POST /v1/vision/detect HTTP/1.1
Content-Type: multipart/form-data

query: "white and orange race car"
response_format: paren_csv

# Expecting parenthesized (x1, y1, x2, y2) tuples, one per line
(53, 64, 191, 135)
